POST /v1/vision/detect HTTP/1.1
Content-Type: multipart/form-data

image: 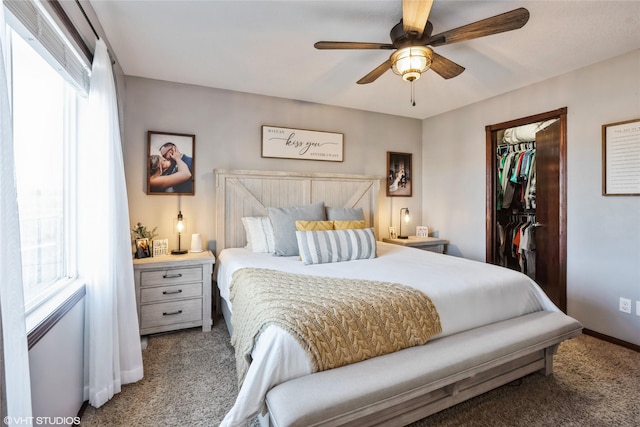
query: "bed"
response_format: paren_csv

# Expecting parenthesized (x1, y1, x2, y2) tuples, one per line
(214, 169, 582, 427)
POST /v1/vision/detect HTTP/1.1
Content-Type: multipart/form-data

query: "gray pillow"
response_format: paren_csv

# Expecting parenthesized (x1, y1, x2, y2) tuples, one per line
(325, 207, 364, 221)
(268, 202, 326, 256)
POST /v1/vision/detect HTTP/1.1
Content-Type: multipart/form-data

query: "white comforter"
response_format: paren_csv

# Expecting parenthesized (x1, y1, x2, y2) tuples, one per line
(217, 242, 557, 426)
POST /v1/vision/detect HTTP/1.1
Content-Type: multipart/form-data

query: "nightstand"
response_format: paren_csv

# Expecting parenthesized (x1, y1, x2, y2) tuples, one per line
(133, 251, 215, 335)
(382, 236, 448, 254)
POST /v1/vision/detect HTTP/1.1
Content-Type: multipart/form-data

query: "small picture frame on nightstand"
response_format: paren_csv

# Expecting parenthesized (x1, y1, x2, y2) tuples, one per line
(416, 226, 429, 238)
(135, 238, 151, 259)
(153, 239, 169, 257)
(389, 226, 397, 239)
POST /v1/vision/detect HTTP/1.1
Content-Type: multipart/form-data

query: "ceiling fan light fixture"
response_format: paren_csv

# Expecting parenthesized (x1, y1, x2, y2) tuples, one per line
(391, 46, 433, 82)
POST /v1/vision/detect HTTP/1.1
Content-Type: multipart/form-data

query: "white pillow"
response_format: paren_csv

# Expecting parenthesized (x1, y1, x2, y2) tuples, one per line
(296, 228, 377, 265)
(241, 217, 275, 253)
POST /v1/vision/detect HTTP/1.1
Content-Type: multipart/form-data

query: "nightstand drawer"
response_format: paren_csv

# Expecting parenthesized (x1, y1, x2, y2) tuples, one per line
(140, 282, 202, 304)
(140, 299, 202, 329)
(140, 267, 202, 286)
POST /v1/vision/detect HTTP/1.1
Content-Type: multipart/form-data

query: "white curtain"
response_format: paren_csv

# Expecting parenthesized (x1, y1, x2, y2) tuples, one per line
(79, 38, 143, 408)
(0, 3, 33, 423)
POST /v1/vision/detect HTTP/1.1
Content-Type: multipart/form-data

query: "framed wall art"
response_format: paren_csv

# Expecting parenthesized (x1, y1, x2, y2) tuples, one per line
(387, 151, 412, 197)
(147, 131, 195, 195)
(262, 125, 343, 162)
(602, 118, 640, 196)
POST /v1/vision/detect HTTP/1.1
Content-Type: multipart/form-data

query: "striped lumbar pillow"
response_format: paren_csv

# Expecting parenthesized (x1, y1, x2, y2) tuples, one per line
(295, 228, 377, 265)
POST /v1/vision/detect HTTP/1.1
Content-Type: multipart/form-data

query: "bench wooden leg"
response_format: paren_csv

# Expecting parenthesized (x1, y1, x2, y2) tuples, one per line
(539, 343, 560, 376)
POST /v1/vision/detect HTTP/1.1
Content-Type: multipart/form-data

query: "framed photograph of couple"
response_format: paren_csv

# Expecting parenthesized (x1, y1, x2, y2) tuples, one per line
(135, 238, 151, 259)
(387, 151, 412, 197)
(147, 131, 195, 195)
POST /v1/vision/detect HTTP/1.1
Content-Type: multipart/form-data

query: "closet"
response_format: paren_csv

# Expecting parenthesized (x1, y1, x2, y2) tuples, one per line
(495, 122, 555, 277)
(485, 108, 568, 312)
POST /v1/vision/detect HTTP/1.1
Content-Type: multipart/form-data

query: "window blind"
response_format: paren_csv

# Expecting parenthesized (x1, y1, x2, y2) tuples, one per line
(4, 0, 90, 94)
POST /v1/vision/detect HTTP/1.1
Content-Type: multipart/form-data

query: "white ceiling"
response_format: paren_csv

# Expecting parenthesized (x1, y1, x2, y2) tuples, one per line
(89, 1, 640, 120)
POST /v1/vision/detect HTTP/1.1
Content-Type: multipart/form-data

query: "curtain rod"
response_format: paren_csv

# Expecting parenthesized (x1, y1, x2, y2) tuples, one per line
(74, 0, 99, 40)
(72, 0, 117, 65)
(46, 0, 93, 63)
(47, 0, 116, 66)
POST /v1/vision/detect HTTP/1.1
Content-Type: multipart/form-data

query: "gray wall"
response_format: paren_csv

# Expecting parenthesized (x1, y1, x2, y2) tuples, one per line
(422, 50, 640, 346)
(122, 50, 639, 347)
(123, 77, 423, 248)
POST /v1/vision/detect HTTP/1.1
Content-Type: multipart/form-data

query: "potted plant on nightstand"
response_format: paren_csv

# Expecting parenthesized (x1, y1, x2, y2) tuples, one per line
(131, 222, 158, 257)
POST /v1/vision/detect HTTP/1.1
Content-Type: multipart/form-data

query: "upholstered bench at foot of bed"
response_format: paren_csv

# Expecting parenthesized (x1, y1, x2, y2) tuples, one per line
(265, 310, 582, 427)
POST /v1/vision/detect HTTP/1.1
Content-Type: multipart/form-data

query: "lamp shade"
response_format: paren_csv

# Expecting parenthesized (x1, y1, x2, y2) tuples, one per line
(391, 46, 433, 82)
(176, 212, 185, 232)
(399, 207, 411, 239)
(171, 210, 188, 255)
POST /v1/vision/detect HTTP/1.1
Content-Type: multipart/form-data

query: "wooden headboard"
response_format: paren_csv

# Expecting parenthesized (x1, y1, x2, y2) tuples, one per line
(214, 169, 382, 250)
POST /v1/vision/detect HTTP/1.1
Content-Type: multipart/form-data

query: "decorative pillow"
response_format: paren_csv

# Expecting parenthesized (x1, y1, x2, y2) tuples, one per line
(268, 202, 326, 256)
(295, 220, 335, 231)
(241, 217, 275, 253)
(332, 219, 366, 230)
(325, 206, 365, 221)
(296, 228, 377, 265)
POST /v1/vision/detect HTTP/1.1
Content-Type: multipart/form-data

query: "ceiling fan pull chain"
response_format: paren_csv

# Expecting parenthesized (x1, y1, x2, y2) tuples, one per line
(411, 80, 416, 106)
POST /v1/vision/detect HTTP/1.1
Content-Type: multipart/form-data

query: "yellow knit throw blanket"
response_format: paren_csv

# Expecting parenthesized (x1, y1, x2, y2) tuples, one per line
(230, 268, 442, 386)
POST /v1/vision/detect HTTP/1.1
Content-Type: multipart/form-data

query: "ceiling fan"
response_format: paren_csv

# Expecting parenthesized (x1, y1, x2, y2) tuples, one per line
(314, 0, 530, 85)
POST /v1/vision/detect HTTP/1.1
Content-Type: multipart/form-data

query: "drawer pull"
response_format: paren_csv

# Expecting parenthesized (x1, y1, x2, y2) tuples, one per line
(163, 310, 183, 316)
(162, 289, 183, 295)
(163, 273, 183, 279)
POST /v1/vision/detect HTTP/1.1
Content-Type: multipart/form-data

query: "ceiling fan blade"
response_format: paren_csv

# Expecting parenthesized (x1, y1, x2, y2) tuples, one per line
(430, 52, 465, 79)
(402, 0, 434, 37)
(314, 41, 394, 50)
(357, 60, 392, 84)
(429, 7, 530, 47)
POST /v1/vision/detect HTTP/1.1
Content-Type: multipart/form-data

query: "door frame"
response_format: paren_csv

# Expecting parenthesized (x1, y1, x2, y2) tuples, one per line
(485, 107, 568, 312)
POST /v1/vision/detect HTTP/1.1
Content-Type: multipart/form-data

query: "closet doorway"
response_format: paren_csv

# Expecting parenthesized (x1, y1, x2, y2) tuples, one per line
(485, 108, 567, 312)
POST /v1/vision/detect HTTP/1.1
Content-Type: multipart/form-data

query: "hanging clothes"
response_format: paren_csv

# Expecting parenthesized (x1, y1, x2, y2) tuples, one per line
(496, 138, 537, 278)
(497, 143, 536, 211)
(520, 222, 537, 279)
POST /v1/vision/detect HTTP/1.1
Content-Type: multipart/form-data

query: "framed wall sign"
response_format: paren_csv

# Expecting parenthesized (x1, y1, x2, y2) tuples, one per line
(262, 125, 343, 162)
(387, 151, 412, 197)
(602, 118, 640, 196)
(147, 131, 195, 195)
(152, 239, 169, 257)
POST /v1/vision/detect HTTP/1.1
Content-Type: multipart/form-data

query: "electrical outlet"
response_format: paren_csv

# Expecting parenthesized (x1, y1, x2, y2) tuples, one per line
(619, 297, 631, 314)
(636, 301, 640, 316)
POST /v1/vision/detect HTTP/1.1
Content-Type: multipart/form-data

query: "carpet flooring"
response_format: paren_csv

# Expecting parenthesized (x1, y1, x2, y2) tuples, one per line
(80, 319, 640, 427)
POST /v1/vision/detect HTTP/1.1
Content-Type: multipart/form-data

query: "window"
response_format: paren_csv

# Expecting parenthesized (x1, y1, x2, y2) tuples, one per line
(9, 27, 81, 311)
